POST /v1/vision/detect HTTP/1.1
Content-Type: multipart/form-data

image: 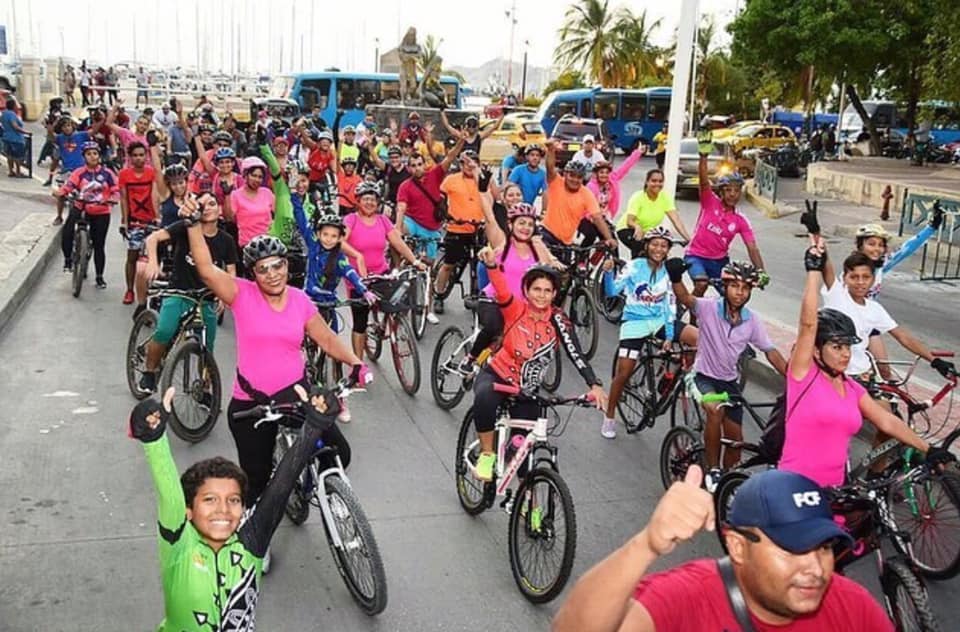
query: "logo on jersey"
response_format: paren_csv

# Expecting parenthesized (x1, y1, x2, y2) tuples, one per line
(792, 491, 822, 508)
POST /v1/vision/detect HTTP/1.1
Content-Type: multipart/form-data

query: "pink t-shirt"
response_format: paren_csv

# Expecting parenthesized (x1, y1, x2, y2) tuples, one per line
(230, 186, 275, 246)
(229, 278, 317, 400)
(115, 127, 152, 169)
(686, 189, 756, 260)
(483, 244, 536, 302)
(344, 212, 394, 275)
(778, 364, 867, 487)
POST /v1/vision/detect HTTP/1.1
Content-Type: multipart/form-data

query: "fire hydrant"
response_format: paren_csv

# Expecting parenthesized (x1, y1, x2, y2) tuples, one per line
(881, 185, 893, 221)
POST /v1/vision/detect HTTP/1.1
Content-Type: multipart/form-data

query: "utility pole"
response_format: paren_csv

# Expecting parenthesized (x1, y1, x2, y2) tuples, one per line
(687, 10, 700, 134)
(505, 0, 517, 94)
(664, 0, 700, 197)
(374, 38, 380, 73)
(521, 40, 529, 102)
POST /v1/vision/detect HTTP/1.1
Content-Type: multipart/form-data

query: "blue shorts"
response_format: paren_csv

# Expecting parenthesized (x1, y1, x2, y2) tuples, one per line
(694, 372, 743, 424)
(684, 255, 729, 283)
(403, 217, 442, 260)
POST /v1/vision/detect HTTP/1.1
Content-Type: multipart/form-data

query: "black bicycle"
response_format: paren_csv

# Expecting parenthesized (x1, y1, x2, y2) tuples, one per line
(304, 296, 369, 388)
(65, 194, 116, 298)
(401, 234, 441, 340)
(547, 243, 611, 361)
(431, 218, 487, 307)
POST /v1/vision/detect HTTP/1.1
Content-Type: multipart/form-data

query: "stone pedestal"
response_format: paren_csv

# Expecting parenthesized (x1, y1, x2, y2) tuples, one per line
(17, 56, 43, 121)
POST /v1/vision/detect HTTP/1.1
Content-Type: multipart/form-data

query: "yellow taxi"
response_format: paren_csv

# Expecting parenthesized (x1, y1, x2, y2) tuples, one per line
(716, 123, 797, 155)
(478, 113, 548, 164)
(711, 120, 762, 141)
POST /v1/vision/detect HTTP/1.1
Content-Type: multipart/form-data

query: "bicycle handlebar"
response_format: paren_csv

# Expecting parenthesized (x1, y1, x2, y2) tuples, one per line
(232, 378, 362, 430)
(492, 381, 596, 407)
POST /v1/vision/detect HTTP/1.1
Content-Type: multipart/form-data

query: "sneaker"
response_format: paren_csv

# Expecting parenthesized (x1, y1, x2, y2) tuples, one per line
(426, 312, 440, 325)
(95, 277, 107, 289)
(63, 258, 71, 272)
(457, 355, 476, 377)
(139, 371, 157, 394)
(122, 290, 134, 304)
(705, 467, 723, 494)
(261, 547, 272, 575)
(337, 402, 352, 423)
(600, 418, 617, 439)
(433, 297, 444, 315)
(475, 452, 496, 481)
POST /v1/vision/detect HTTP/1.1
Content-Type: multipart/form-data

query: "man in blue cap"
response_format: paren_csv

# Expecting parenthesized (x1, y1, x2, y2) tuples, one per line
(553, 467, 894, 631)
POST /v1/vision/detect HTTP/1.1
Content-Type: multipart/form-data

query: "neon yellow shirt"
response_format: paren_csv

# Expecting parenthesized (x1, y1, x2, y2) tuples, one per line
(653, 131, 668, 155)
(616, 190, 676, 232)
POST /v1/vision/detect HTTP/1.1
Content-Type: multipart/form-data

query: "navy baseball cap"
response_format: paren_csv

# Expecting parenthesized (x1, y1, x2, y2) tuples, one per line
(727, 470, 853, 554)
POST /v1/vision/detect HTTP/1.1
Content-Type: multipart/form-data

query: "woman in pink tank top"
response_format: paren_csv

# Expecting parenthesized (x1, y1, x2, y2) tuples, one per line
(224, 156, 275, 249)
(778, 245, 936, 488)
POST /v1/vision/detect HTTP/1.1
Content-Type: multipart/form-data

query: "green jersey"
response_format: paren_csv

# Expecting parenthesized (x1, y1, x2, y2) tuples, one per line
(262, 143, 297, 248)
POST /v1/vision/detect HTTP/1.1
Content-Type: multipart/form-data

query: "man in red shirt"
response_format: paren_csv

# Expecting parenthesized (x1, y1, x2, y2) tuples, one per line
(118, 141, 157, 304)
(554, 467, 894, 632)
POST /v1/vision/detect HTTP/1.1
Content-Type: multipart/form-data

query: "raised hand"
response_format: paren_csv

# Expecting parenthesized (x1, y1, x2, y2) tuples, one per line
(643, 465, 715, 557)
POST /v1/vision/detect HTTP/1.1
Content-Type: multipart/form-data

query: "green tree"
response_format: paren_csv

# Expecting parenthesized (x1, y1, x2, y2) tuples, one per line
(610, 8, 666, 87)
(542, 70, 588, 97)
(417, 35, 466, 84)
(555, 0, 619, 85)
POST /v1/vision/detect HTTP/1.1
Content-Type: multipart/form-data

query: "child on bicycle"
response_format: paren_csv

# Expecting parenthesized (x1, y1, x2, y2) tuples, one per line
(665, 257, 787, 491)
(602, 227, 698, 439)
(129, 385, 343, 631)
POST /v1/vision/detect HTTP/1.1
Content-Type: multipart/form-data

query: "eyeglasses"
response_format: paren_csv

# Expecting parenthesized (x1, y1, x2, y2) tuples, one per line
(254, 258, 287, 276)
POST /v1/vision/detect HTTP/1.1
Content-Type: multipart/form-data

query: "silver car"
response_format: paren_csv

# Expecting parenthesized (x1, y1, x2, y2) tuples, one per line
(677, 137, 736, 190)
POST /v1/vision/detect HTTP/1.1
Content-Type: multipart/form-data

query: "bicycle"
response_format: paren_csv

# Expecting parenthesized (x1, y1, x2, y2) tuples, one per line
(546, 242, 609, 361)
(303, 296, 369, 388)
(431, 218, 486, 307)
(364, 268, 421, 395)
(714, 463, 944, 631)
(401, 233, 442, 340)
(235, 379, 388, 616)
(125, 287, 222, 442)
(592, 254, 624, 324)
(430, 296, 487, 410)
(65, 194, 117, 298)
(454, 382, 597, 603)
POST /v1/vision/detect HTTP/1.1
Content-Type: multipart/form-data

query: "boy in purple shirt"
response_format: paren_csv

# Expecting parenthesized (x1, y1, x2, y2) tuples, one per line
(666, 257, 787, 491)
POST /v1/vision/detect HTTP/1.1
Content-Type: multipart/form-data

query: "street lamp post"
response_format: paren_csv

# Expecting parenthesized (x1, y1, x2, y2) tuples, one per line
(521, 40, 529, 102)
(374, 38, 380, 73)
(505, 1, 517, 95)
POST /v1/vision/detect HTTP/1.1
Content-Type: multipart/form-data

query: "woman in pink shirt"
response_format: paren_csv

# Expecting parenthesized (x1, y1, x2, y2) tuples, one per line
(345, 181, 426, 360)
(183, 200, 367, 519)
(778, 245, 943, 488)
(224, 156, 275, 250)
(587, 145, 644, 221)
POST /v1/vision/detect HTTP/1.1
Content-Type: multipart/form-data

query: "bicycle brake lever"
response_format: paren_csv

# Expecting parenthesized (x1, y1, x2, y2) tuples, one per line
(253, 410, 284, 429)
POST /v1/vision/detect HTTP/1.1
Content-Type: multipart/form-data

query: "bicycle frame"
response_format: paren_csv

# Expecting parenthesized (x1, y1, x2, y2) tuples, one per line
(461, 415, 554, 498)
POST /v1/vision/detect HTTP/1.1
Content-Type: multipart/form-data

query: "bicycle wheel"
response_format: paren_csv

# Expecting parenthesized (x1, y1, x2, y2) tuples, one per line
(271, 430, 310, 525)
(659, 426, 704, 491)
(71, 229, 88, 298)
(737, 346, 755, 390)
(323, 475, 388, 616)
(670, 382, 705, 431)
(454, 407, 491, 516)
(592, 263, 624, 324)
(390, 316, 420, 395)
(365, 310, 383, 362)
(714, 470, 750, 552)
(160, 340, 222, 442)
(616, 359, 653, 434)
(508, 467, 577, 604)
(430, 326, 468, 410)
(568, 286, 599, 360)
(432, 257, 460, 301)
(541, 348, 562, 393)
(889, 471, 960, 580)
(881, 557, 941, 632)
(126, 308, 159, 400)
(410, 272, 428, 340)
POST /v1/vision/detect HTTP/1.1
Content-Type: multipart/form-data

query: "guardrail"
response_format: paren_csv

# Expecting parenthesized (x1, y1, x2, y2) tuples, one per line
(899, 193, 960, 280)
(754, 158, 778, 203)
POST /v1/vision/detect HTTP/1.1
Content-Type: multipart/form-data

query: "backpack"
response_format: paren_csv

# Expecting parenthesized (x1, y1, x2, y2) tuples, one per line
(754, 373, 816, 465)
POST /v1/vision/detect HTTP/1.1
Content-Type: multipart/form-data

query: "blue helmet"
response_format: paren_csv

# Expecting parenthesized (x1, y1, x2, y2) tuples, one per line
(716, 172, 745, 188)
(214, 147, 236, 162)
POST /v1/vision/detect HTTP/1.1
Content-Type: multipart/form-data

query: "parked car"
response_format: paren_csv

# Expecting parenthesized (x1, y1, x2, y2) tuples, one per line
(677, 137, 736, 191)
(478, 113, 548, 164)
(716, 123, 797, 155)
(549, 114, 613, 167)
(711, 119, 762, 141)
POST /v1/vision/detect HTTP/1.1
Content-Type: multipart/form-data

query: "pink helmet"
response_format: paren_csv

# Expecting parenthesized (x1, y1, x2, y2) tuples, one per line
(507, 202, 540, 220)
(241, 156, 267, 175)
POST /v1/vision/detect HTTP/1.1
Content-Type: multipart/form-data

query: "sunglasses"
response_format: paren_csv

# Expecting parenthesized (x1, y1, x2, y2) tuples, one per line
(254, 258, 288, 276)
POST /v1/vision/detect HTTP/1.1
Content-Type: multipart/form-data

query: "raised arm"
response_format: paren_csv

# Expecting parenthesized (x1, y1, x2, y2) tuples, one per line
(439, 110, 459, 137)
(791, 247, 826, 381)
(697, 130, 713, 194)
(546, 139, 559, 182)
(440, 132, 465, 171)
(365, 142, 386, 170)
(479, 190, 507, 250)
(665, 258, 696, 311)
(181, 202, 238, 304)
(611, 144, 645, 182)
(291, 192, 316, 251)
(479, 113, 504, 140)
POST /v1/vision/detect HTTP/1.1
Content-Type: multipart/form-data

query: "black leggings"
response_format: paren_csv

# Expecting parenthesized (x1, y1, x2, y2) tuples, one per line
(472, 367, 539, 434)
(617, 228, 644, 259)
(61, 209, 110, 276)
(468, 300, 504, 358)
(349, 288, 370, 334)
(227, 381, 352, 506)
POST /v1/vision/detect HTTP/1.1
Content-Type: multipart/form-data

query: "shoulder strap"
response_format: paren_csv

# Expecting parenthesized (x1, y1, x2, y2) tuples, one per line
(410, 176, 440, 206)
(717, 557, 756, 632)
(785, 366, 818, 420)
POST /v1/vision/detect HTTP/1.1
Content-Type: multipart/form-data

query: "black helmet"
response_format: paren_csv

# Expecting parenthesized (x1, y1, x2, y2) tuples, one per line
(521, 264, 561, 293)
(316, 213, 345, 234)
(340, 156, 357, 166)
(815, 308, 861, 347)
(355, 181, 382, 199)
(213, 131, 233, 145)
(163, 163, 189, 182)
(242, 235, 288, 268)
(460, 149, 479, 163)
(563, 160, 587, 176)
(720, 260, 761, 287)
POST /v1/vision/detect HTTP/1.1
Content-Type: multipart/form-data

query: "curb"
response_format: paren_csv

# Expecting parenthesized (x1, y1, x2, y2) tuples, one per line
(0, 222, 60, 338)
(744, 185, 800, 220)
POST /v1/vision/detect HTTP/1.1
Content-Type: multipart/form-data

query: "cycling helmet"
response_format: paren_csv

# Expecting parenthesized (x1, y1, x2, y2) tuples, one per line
(641, 226, 678, 247)
(507, 202, 540, 220)
(214, 146, 236, 162)
(460, 149, 480, 163)
(716, 172, 745, 188)
(57, 114, 77, 128)
(720, 260, 761, 287)
(522, 264, 561, 292)
(387, 146, 402, 157)
(355, 181, 382, 199)
(242, 234, 288, 268)
(288, 159, 310, 175)
(592, 159, 612, 172)
(563, 160, 587, 176)
(163, 163, 189, 182)
(198, 124, 217, 134)
(815, 308, 862, 348)
(340, 155, 358, 166)
(524, 143, 544, 156)
(855, 223, 892, 243)
(342, 125, 356, 134)
(316, 213, 345, 234)
(213, 131, 233, 145)
(317, 130, 334, 143)
(81, 141, 100, 154)
(241, 156, 267, 175)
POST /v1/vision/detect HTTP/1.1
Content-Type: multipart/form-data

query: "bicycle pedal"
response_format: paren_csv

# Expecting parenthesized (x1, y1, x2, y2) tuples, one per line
(499, 489, 514, 514)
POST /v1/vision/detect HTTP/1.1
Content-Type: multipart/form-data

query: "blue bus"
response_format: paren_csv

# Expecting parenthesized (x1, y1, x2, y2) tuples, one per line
(536, 86, 672, 152)
(269, 71, 463, 128)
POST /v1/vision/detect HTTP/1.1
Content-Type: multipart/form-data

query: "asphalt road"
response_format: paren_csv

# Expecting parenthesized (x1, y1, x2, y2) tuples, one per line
(1, 161, 959, 631)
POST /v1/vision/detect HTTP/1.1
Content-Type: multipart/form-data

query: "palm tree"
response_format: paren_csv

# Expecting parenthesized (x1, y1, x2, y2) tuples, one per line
(417, 35, 466, 84)
(611, 8, 665, 87)
(555, 0, 619, 85)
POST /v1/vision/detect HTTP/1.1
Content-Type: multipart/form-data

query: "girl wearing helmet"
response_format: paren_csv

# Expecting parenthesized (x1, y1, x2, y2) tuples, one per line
(223, 156, 276, 257)
(586, 143, 646, 223)
(777, 244, 942, 488)
(469, 246, 608, 481)
(685, 131, 768, 298)
(457, 185, 563, 375)
(344, 182, 427, 361)
(179, 197, 367, 515)
(602, 228, 698, 439)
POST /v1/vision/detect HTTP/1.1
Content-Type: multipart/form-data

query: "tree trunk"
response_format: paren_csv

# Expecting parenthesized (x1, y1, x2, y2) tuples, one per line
(846, 84, 881, 156)
(903, 62, 920, 144)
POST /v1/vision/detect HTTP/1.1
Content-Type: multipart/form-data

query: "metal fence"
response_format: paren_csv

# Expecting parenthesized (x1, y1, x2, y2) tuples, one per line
(899, 193, 960, 280)
(754, 159, 778, 203)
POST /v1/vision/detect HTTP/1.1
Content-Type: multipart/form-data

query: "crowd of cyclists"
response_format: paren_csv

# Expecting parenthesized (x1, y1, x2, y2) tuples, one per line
(38, 84, 960, 630)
